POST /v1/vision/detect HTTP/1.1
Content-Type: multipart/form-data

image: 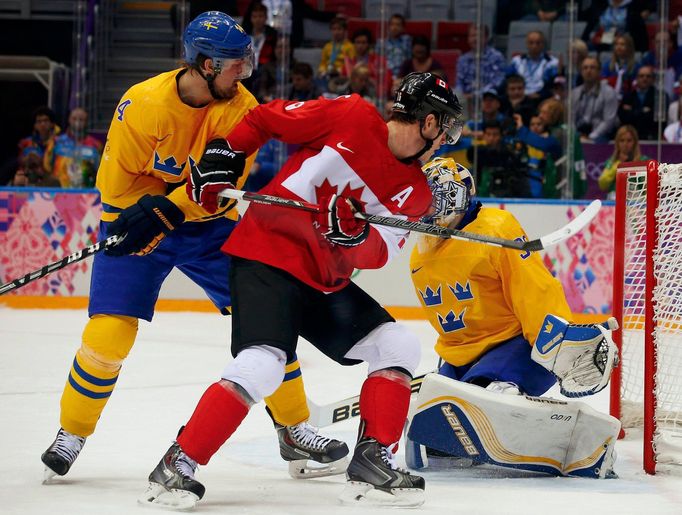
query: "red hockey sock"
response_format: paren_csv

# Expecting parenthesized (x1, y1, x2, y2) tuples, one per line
(359, 370, 411, 446)
(177, 382, 250, 465)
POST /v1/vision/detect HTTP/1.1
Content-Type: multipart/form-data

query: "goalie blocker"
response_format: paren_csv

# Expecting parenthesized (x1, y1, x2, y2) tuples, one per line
(406, 374, 620, 478)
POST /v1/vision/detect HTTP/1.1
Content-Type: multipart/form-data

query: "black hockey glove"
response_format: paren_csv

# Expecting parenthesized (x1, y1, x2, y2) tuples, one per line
(315, 193, 369, 247)
(187, 138, 246, 214)
(105, 194, 185, 257)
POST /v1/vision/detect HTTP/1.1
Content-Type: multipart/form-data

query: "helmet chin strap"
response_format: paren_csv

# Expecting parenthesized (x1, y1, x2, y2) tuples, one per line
(402, 119, 444, 163)
(198, 65, 224, 100)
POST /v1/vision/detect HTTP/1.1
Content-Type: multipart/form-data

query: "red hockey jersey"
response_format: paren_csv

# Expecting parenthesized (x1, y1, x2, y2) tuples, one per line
(223, 95, 432, 292)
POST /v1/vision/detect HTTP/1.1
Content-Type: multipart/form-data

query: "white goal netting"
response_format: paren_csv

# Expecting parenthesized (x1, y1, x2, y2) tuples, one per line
(617, 163, 682, 468)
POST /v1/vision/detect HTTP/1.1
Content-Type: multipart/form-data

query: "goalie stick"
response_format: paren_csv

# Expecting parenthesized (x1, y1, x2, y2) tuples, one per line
(308, 373, 428, 427)
(0, 235, 120, 296)
(218, 189, 601, 252)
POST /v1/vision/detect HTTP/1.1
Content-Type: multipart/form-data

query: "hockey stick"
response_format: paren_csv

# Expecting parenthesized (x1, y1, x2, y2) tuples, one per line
(0, 235, 120, 296)
(308, 373, 429, 427)
(219, 189, 601, 252)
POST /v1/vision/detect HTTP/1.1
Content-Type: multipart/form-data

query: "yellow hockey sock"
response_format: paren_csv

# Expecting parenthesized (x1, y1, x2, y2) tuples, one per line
(60, 314, 137, 437)
(265, 356, 310, 426)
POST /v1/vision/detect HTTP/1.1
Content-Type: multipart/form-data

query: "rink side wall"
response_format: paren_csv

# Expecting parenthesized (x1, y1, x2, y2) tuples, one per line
(0, 188, 613, 322)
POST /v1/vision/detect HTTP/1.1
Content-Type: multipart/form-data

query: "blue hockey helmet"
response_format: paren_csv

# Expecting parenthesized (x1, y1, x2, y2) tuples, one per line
(183, 11, 254, 79)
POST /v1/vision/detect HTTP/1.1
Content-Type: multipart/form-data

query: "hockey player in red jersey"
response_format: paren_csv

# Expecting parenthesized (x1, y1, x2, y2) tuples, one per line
(141, 72, 463, 509)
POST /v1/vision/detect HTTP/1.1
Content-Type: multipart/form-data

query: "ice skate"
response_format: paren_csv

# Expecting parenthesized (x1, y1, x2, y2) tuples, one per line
(277, 421, 349, 479)
(340, 436, 425, 508)
(138, 443, 205, 511)
(41, 428, 86, 483)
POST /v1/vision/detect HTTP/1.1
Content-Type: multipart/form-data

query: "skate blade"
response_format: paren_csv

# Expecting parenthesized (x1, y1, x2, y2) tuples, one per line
(42, 466, 59, 485)
(338, 481, 425, 508)
(137, 482, 199, 511)
(288, 456, 349, 479)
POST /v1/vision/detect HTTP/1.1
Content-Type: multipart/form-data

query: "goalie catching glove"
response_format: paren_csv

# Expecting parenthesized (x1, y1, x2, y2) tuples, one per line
(315, 194, 369, 247)
(105, 194, 185, 256)
(187, 138, 246, 213)
(531, 314, 619, 397)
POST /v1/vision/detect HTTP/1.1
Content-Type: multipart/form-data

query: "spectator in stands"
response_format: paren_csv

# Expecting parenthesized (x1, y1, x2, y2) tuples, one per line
(398, 35, 446, 82)
(256, 38, 296, 102)
(244, 2, 278, 68)
(571, 56, 619, 143)
(640, 30, 682, 99)
(507, 30, 559, 99)
(286, 62, 323, 100)
(598, 124, 647, 194)
(318, 17, 355, 80)
(519, 1, 566, 21)
(377, 14, 412, 78)
(464, 88, 514, 140)
(242, 0, 336, 50)
(456, 24, 506, 116)
(601, 33, 639, 99)
(618, 65, 667, 141)
(513, 113, 561, 198)
(12, 147, 60, 187)
(44, 107, 102, 188)
(501, 74, 539, 125)
(582, 0, 650, 52)
(17, 106, 60, 167)
(550, 75, 568, 101)
(668, 81, 682, 124)
(537, 97, 587, 198)
(342, 28, 393, 100)
(336, 64, 376, 102)
(664, 107, 682, 142)
(563, 39, 589, 87)
(467, 120, 530, 198)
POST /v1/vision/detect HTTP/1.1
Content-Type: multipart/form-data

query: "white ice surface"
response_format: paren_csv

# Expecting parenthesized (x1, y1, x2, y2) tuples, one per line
(1, 308, 681, 515)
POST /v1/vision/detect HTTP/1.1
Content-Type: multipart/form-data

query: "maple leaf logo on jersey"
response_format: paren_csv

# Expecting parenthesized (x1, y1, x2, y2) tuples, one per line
(314, 178, 367, 211)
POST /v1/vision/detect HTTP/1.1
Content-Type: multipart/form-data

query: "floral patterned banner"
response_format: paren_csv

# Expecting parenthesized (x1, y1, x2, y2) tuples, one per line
(0, 189, 616, 314)
(0, 188, 101, 296)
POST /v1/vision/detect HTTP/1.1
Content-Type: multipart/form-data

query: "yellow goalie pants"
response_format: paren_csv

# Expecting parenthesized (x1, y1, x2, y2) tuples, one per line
(60, 314, 310, 437)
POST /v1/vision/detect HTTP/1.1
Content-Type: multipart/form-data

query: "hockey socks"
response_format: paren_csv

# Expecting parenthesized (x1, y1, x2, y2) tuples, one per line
(359, 369, 412, 445)
(177, 381, 250, 465)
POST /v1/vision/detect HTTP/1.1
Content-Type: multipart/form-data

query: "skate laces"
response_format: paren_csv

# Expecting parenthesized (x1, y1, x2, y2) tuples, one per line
(49, 429, 85, 464)
(174, 450, 198, 479)
(290, 422, 332, 451)
(380, 444, 408, 473)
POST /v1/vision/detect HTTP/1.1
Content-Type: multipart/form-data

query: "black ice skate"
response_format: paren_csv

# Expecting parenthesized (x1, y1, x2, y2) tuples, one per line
(277, 421, 350, 479)
(41, 428, 86, 483)
(340, 434, 425, 507)
(138, 443, 205, 511)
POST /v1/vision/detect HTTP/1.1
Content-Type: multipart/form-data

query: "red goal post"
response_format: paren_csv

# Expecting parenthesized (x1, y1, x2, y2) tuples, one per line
(610, 160, 682, 475)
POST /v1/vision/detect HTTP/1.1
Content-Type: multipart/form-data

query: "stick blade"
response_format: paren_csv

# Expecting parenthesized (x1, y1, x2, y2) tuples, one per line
(538, 199, 601, 250)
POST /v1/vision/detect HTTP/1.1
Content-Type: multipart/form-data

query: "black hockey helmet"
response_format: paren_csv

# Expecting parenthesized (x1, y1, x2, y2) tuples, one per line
(393, 72, 463, 145)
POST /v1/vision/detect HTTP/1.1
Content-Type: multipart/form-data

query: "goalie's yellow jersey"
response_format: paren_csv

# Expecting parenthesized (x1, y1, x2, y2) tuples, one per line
(409, 207, 572, 366)
(96, 69, 258, 223)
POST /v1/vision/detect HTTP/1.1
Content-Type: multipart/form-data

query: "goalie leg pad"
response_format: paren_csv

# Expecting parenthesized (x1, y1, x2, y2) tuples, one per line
(406, 374, 621, 478)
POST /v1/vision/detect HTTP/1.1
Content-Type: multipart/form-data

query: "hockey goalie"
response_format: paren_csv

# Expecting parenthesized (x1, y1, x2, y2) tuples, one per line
(405, 158, 620, 478)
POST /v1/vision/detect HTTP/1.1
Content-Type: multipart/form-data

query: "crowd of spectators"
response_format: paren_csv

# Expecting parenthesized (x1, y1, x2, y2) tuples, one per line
(8, 0, 682, 200)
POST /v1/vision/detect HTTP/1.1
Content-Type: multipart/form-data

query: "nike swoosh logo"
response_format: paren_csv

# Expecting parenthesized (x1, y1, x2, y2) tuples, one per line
(336, 142, 354, 153)
(411, 267, 423, 274)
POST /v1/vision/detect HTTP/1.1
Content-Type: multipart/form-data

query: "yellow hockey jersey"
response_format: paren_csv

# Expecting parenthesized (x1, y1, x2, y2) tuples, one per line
(96, 69, 258, 222)
(410, 207, 572, 366)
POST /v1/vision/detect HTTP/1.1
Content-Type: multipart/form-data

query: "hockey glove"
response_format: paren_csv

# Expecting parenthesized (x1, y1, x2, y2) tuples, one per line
(315, 194, 369, 247)
(531, 314, 620, 398)
(187, 138, 246, 214)
(105, 194, 185, 257)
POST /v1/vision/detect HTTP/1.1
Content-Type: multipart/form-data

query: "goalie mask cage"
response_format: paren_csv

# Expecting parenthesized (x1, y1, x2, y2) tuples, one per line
(610, 160, 682, 474)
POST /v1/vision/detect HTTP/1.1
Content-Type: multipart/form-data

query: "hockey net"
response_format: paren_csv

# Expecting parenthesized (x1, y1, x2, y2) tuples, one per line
(610, 161, 682, 474)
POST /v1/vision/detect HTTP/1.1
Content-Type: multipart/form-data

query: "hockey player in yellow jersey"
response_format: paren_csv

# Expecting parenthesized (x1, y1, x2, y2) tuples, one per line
(41, 11, 348, 484)
(405, 157, 620, 477)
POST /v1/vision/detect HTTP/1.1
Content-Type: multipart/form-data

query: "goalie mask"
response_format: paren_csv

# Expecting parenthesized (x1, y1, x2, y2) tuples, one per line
(184, 11, 255, 83)
(422, 158, 475, 225)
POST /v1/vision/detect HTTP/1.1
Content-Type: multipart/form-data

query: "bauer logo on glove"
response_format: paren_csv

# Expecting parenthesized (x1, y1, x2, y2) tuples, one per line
(187, 138, 246, 214)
